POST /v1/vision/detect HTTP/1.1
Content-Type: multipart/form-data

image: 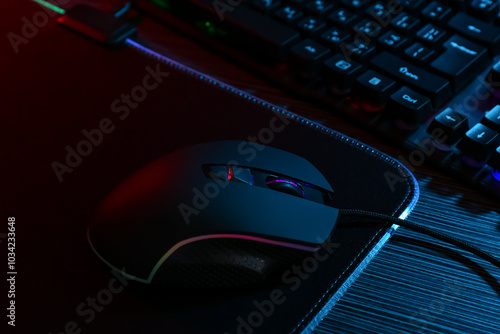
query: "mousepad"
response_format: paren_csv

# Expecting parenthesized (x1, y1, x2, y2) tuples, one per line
(2, 2, 418, 333)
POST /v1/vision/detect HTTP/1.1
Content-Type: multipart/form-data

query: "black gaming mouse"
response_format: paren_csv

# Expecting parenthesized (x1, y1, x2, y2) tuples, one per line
(88, 140, 339, 287)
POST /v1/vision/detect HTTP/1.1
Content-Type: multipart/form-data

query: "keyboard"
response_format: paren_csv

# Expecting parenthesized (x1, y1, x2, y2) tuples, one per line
(133, 0, 500, 198)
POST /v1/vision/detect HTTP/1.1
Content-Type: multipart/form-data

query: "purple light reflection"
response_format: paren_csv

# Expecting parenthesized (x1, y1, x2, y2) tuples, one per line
(266, 179, 305, 197)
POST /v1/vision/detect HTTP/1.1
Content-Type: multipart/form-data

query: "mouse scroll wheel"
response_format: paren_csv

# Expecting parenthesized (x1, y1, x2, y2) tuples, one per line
(265, 176, 305, 198)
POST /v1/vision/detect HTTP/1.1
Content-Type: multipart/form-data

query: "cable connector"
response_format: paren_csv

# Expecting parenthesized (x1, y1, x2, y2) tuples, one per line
(57, 4, 136, 45)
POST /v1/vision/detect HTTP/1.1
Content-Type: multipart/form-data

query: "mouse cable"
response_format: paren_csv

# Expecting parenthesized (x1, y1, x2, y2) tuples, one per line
(339, 209, 500, 270)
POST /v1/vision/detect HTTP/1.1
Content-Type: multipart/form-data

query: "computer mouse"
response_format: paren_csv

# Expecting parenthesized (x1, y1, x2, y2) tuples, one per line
(88, 140, 339, 287)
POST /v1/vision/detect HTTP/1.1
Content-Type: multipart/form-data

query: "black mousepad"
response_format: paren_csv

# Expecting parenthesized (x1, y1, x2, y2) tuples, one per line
(2, 2, 417, 333)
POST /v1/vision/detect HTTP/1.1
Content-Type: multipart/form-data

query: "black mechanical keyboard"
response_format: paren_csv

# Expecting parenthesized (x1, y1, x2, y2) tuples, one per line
(133, 0, 500, 198)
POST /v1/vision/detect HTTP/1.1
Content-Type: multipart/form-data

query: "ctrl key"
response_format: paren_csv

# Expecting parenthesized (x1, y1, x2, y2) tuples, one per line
(387, 86, 433, 129)
(457, 123, 500, 165)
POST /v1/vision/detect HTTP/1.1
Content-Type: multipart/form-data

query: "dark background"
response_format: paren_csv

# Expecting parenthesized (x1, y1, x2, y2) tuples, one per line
(2, 0, 500, 333)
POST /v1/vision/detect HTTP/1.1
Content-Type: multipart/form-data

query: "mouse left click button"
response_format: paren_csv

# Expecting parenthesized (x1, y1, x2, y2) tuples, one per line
(228, 166, 254, 185)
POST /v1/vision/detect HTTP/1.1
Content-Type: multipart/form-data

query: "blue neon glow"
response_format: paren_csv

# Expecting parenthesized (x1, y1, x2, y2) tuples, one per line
(298, 229, 395, 334)
(493, 170, 500, 182)
(114, 2, 131, 17)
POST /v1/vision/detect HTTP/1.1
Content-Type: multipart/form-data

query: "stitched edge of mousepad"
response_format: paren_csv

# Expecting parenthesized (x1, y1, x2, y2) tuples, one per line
(2, 4, 417, 333)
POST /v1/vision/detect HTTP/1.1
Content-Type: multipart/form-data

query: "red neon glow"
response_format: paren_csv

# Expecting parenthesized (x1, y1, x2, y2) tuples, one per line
(227, 166, 234, 181)
(360, 101, 385, 113)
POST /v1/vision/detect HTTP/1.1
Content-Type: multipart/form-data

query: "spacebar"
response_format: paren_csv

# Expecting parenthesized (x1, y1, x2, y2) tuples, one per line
(188, 0, 300, 60)
(370, 52, 452, 106)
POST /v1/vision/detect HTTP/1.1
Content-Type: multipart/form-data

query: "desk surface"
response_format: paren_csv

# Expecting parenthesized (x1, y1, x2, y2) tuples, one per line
(136, 10, 500, 334)
(4, 1, 500, 333)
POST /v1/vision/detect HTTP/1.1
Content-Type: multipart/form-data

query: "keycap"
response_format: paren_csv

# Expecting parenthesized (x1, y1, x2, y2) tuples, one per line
(488, 146, 500, 171)
(378, 30, 408, 53)
(341, 40, 376, 62)
(320, 27, 350, 49)
(399, 0, 426, 12)
(305, 0, 334, 17)
(354, 69, 397, 106)
(387, 86, 433, 126)
(365, 2, 396, 20)
(252, 0, 281, 13)
(354, 19, 384, 38)
(288, 0, 307, 5)
(421, 2, 452, 23)
(275, 6, 304, 23)
(328, 8, 357, 28)
(416, 23, 447, 47)
(447, 12, 500, 54)
(426, 107, 469, 145)
(442, 0, 466, 10)
(482, 105, 500, 132)
(391, 12, 420, 33)
(296, 16, 327, 36)
(323, 54, 363, 90)
(457, 123, 500, 161)
(404, 42, 435, 65)
(191, 1, 301, 61)
(469, 0, 499, 22)
(290, 39, 331, 77)
(430, 35, 489, 92)
(342, 0, 370, 12)
(486, 59, 500, 86)
(370, 51, 452, 106)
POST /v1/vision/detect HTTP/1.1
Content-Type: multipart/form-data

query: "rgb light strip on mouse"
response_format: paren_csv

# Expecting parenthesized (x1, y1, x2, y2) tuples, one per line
(87, 231, 321, 284)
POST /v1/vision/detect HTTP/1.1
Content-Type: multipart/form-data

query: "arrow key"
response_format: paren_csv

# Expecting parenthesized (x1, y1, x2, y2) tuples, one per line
(457, 123, 500, 162)
(426, 107, 468, 146)
(481, 105, 500, 132)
